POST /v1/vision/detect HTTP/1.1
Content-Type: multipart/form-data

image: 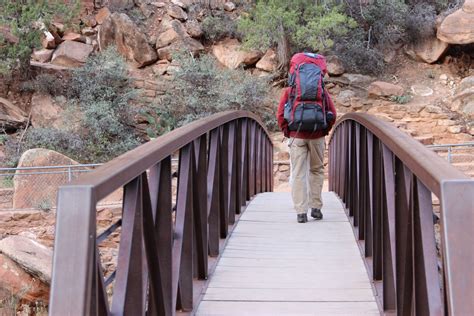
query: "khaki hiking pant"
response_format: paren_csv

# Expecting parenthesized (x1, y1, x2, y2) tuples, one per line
(289, 137, 325, 214)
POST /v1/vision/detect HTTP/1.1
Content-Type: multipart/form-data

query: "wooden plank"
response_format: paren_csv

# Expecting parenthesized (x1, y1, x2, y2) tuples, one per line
(203, 288, 376, 302)
(196, 191, 379, 315)
(196, 301, 380, 315)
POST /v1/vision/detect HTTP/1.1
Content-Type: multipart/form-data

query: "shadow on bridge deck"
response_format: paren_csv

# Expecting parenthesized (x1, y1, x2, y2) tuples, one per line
(196, 192, 379, 315)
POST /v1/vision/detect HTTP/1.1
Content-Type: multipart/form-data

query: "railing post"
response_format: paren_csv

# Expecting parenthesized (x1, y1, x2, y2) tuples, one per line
(440, 180, 474, 315)
(50, 186, 96, 315)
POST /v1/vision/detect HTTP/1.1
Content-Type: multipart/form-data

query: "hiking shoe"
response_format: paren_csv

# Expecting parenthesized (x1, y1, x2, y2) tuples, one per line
(297, 213, 308, 223)
(311, 208, 323, 220)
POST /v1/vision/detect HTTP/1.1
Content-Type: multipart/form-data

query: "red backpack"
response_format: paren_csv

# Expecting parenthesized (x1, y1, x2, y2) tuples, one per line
(284, 53, 329, 132)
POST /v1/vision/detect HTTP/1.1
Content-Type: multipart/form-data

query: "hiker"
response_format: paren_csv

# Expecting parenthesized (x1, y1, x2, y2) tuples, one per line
(277, 53, 337, 223)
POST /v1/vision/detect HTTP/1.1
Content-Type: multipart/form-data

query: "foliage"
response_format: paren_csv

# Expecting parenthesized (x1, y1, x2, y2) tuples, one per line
(390, 94, 411, 104)
(238, 0, 356, 56)
(202, 14, 240, 42)
(5, 48, 141, 164)
(150, 53, 274, 133)
(405, 3, 437, 42)
(0, 0, 80, 75)
(21, 73, 69, 96)
(333, 29, 385, 75)
(361, 0, 408, 48)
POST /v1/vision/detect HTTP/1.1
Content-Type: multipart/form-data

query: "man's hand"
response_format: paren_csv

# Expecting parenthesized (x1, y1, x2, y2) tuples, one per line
(283, 127, 289, 138)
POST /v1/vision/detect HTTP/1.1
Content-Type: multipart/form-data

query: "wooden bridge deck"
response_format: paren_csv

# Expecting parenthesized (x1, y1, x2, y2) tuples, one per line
(196, 192, 380, 315)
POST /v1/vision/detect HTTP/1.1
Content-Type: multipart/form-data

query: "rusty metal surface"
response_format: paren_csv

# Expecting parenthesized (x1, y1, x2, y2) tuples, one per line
(49, 112, 273, 315)
(328, 113, 474, 315)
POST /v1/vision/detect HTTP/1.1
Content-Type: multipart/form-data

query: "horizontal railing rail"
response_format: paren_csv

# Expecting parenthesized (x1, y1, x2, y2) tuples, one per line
(328, 113, 473, 315)
(427, 142, 474, 164)
(49, 111, 273, 315)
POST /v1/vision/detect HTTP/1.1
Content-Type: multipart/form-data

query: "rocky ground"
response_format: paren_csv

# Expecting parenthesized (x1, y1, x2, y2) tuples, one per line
(0, 0, 473, 314)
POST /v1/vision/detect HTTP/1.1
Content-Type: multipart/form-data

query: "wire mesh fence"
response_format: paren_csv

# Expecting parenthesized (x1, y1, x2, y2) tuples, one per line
(0, 164, 103, 211)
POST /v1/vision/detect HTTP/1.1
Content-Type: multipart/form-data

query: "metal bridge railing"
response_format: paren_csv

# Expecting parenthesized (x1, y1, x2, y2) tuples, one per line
(427, 142, 474, 164)
(49, 111, 273, 315)
(328, 113, 473, 315)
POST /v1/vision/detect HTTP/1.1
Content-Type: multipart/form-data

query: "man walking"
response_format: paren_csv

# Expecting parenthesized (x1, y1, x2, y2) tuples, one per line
(277, 53, 337, 223)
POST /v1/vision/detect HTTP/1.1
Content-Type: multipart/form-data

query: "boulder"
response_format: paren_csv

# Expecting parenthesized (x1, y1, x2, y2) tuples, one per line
(256, 49, 278, 72)
(107, 0, 134, 10)
(42, 31, 57, 49)
(437, 0, 474, 44)
(224, 2, 236, 11)
(51, 40, 93, 67)
(212, 39, 263, 69)
(405, 36, 448, 64)
(167, 4, 188, 21)
(98, 13, 158, 67)
(0, 254, 49, 306)
(368, 81, 404, 98)
(336, 90, 356, 107)
(171, 0, 189, 8)
(157, 37, 204, 61)
(0, 236, 52, 284)
(341, 73, 375, 86)
(459, 75, 474, 91)
(185, 19, 203, 38)
(453, 75, 474, 118)
(12, 149, 79, 209)
(96, 7, 111, 24)
(326, 55, 345, 76)
(32, 49, 54, 63)
(62, 32, 86, 43)
(30, 93, 65, 129)
(156, 20, 188, 48)
(0, 97, 28, 130)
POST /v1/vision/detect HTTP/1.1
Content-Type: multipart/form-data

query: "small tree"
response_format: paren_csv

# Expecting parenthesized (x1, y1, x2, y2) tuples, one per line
(238, 0, 356, 70)
(0, 0, 80, 75)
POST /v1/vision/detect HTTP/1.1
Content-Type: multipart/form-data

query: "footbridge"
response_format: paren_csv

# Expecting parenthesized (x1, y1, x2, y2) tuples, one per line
(49, 111, 473, 315)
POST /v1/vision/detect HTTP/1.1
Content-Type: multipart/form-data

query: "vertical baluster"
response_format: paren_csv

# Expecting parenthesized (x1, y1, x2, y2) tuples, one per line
(174, 143, 194, 312)
(149, 157, 172, 315)
(235, 119, 242, 213)
(382, 145, 397, 311)
(240, 119, 249, 203)
(193, 135, 209, 279)
(207, 129, 221, 257)
(365, 131, 374, 259)
(357, 125, 366, 240)
(354, 124, 361, 229)
(413, 178, 443, 315)
(112, 177, 145, 315)
(256, 128, 262, 194)
(227, 122, 238, 224)
(89, 245, 109, 316)
(269, 134, 274, 192)
(219, 125, 230, 238)
(394, 160, 414, 315)
(141, 172, 167, 315)
(372, 138, 383, 281)
(248, 121, 256, 197)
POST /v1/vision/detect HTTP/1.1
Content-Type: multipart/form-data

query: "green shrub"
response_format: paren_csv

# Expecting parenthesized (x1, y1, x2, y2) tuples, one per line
(202, 15, 240, 42)
(152, 53, 274, 133)
(6, 47, 141, 164)
(405, 3, 437, 42)
(390, 95, 411, 104)
(334, 29, 385, 75)
(0, 0, 80, 75)
(238, 0, 356, 68)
